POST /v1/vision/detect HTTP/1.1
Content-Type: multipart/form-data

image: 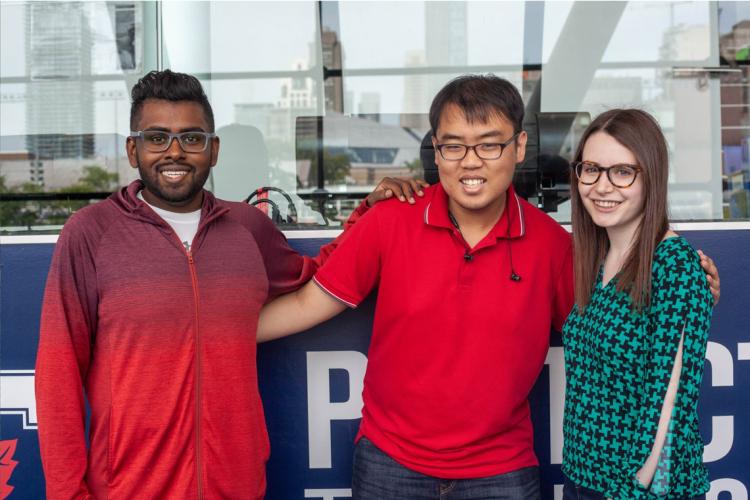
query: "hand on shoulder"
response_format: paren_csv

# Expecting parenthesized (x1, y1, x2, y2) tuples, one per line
(366, 177, 429, 207)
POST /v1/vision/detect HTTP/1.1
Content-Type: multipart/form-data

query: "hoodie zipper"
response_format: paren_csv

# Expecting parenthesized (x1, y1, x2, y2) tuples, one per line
(182, 219, 223, 500)
(185, 247, 204, 500)
(166, 228, 205, 499)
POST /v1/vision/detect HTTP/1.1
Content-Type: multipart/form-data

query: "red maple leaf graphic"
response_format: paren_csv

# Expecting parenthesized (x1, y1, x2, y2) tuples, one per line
(0, 439, 18, 500)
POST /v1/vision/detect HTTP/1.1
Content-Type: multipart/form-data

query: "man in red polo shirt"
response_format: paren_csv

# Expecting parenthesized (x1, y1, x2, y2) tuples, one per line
(259, 74, 568, 498)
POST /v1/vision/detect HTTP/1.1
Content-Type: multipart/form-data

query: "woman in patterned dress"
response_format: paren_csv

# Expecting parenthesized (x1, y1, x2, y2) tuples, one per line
(561, 109, 712, 500)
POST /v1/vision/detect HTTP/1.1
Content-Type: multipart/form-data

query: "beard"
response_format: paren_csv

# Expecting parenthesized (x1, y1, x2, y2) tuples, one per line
(136, 158, 211, 208)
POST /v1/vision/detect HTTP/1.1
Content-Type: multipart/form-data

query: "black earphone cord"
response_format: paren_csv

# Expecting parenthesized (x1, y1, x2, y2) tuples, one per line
(504, 201, 522, 282)
(448, 201, 521, 283)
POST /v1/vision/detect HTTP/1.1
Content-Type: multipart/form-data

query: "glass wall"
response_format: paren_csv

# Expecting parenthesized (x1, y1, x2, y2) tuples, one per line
(161, 2, 329, 223)
(1, 1, 748, 233)
(539, 1, 722, 220)
(0, 1, 153, 231)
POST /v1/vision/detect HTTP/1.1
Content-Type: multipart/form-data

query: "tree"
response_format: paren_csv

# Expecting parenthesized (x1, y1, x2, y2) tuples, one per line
(297, 148, 351, 187)
(67, 165, 119, 192)
(403, 158, 422, 178)
(0, 166, 120, 230)
(292, 148, 353, 224)
(46, 166, 119, 223)
(0, 180, 43, 229)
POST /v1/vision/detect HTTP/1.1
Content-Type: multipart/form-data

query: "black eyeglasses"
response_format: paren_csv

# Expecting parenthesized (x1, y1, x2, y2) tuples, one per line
(572, 161, 642, 188)
(435, 132, 520, 161)
(130, 130, 216, 153)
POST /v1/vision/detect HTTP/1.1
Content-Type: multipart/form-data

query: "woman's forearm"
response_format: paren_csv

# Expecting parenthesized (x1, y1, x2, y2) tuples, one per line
(636, 333, 685, 488)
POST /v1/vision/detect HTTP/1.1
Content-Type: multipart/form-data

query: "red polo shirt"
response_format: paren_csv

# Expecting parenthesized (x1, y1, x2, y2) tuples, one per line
(314, 183, 573, 478)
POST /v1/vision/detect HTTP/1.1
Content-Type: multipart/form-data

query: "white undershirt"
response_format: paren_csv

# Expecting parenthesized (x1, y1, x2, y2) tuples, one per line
(138, 191, 201, 252)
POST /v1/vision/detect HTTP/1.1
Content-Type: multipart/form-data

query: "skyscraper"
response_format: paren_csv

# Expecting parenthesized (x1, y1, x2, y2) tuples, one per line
(425, 2, 468, 68)
(25, 2, 94, 169)
(424, 2, 468, 108)
(401, 50, 430, 129)
(321, 29, 343, 113)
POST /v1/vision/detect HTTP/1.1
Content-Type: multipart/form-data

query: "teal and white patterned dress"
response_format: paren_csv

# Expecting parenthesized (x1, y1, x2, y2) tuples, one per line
(562, 236, 712, 499)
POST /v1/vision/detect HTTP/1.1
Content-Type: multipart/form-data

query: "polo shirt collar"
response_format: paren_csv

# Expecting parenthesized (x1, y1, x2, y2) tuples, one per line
(423, 182, 525, 240)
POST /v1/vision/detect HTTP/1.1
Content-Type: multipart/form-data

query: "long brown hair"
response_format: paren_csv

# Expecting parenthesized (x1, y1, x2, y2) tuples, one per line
(570, 109, 670, 312)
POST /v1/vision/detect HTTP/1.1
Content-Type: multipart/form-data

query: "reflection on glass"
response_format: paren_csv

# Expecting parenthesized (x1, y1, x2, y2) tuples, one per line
(163, 2, 319, 74)
(540, 1, 726, 221)
(115, 4, 137, 71)
(1, 2, 143, 232)
(717, 2, 750, 219)
(2, 1, 747, 233)
(543, 1, 713, 65)
(206, 76, 324, 216)
(161, 2, 325, 225)
(339, 2, 524, 69)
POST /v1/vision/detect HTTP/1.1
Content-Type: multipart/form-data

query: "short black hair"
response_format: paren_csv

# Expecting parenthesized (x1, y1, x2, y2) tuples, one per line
(130, 69, 215, 132)
(429, 74, 524, 136)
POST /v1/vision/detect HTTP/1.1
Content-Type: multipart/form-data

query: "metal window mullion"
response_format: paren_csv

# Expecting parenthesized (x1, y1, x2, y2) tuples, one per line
(156, 1, 163, 70)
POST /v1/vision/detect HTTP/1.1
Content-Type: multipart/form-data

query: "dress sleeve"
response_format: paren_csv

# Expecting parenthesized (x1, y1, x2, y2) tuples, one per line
(35, 216, 98, 499)
(610, 245, 712, 499)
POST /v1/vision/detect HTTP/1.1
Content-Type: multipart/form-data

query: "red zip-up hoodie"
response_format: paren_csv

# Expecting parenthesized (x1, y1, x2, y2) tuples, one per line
(35, 181, 362, 499)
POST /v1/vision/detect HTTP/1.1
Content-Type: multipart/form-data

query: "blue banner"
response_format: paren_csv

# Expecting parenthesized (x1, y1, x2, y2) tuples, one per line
(1, 231, 748, 499)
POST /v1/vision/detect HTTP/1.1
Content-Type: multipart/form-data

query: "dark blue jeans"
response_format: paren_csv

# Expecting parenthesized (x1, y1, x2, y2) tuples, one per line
(562, 477, 605, 500)
(352, 437, 541, 500)
(562, 476, 706, 500)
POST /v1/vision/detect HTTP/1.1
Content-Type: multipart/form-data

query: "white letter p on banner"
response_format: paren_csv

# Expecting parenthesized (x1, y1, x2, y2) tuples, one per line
(307, 351, 367, 469)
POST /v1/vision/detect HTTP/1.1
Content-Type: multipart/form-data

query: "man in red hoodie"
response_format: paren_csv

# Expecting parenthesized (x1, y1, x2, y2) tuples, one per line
(34, 69, 423, 499)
